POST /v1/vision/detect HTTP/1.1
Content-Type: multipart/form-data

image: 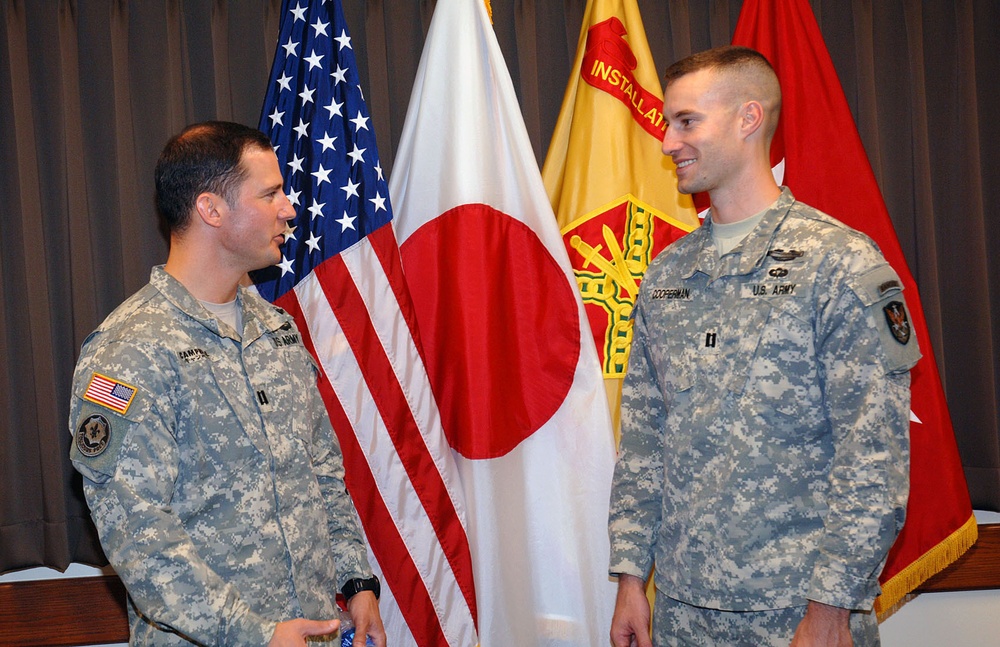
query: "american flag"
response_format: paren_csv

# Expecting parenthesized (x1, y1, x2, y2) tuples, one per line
(83, 373, 137, 415)
(252, 1, 479, 645)
(253, 3, 390, 296)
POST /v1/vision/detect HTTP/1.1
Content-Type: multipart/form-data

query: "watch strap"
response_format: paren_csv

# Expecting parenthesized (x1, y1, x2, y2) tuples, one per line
(341, 575, 380, 601)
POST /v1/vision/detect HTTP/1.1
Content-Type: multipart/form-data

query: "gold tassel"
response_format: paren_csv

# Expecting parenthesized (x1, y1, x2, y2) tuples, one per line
(874, 514, 979, 620)
(484, 0, 493, 23)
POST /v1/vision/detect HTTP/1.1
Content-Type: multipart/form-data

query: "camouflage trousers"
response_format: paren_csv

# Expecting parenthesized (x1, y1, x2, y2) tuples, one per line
(653, 594, 880, 646)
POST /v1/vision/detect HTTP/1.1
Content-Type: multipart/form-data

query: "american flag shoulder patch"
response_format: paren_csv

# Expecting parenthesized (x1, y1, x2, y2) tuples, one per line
(83, 373, 139, 415)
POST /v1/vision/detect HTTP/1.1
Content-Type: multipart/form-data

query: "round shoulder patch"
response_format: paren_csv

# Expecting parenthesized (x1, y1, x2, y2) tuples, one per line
(76, 414, 112, 457)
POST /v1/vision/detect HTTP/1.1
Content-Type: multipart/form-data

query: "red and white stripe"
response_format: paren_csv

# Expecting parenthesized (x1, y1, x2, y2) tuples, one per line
(273, 224, 479, 646)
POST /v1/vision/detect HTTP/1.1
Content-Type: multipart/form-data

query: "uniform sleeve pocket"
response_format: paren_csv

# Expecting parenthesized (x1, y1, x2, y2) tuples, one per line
(69, 400, 136, 484)
(847, 264, 922, 374)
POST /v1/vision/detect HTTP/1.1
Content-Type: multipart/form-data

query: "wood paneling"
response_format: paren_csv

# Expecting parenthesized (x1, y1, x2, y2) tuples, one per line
(916, 524, 1000, 592)
(0, 575, 128, 646)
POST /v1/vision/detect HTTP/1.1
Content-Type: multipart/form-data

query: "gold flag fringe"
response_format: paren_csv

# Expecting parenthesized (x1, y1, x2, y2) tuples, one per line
(874, 514, 979, 620)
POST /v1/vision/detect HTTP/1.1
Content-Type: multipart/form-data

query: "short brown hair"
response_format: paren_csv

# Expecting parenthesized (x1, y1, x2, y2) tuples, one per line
(664, 45, 776, 87)
(664, 46, 781, 139)
(154, 121, 273, 233)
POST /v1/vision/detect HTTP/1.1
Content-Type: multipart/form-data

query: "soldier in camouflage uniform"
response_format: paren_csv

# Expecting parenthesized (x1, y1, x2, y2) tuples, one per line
(609, 47, 918, 646)
(69, 122, 386, 646)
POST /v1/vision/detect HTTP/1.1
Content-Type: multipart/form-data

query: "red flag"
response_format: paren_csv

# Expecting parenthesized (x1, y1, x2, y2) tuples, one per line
(732, 0, 976, 614)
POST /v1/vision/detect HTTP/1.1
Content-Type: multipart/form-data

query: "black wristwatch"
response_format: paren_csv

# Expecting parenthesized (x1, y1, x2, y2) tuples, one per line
(341, 575, 381, 601)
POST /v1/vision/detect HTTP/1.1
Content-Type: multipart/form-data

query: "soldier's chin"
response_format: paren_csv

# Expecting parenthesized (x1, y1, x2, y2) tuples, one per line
(679, 178, 712, 195)
(252, 250, 282, 273)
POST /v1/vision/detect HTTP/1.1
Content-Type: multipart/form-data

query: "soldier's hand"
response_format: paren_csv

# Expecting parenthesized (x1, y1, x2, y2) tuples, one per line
(789, 601, 852, 647)
(267, 618, 340, 646)
(610, 574, 652, 647)
(346, 590, 387, 647)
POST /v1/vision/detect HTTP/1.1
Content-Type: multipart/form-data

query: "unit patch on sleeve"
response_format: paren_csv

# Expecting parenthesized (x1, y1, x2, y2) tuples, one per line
(883, 301, 912, 345)
(83, 373, 139, 415)
(75, 413, 112, 457)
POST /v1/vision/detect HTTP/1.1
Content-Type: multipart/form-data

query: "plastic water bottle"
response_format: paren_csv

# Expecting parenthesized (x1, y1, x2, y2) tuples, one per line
(339, 610, 376, 647)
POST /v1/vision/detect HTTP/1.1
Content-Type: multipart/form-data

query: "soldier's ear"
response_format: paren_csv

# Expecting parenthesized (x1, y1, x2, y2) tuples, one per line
(195, 192, 225, 229)
(740, 101, 765, 138)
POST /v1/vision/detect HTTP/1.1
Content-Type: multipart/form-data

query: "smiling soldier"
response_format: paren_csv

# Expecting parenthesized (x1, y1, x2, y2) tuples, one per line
(609, 47, 919, 647)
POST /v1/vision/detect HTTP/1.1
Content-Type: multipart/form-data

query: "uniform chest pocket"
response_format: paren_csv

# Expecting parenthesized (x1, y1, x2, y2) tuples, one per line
(251, 341, 322, 447)
(649, 296, 773, 400)
(729, 278, 816, 398)
(176, 359, 263, 476)
(740, 287, 824, 426)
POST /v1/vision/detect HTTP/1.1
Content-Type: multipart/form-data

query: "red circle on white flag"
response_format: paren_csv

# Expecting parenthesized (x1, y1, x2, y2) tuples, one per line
(400, 203, 580, 459)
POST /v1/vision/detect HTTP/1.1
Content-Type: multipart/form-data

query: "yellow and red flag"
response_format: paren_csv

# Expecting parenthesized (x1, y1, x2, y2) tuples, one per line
(732, 0, 976, 615)
(542, 0, 700, 434)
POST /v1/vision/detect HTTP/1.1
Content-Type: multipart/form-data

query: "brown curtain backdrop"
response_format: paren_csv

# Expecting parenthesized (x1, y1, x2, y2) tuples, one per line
(1, 0, 996, 573)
